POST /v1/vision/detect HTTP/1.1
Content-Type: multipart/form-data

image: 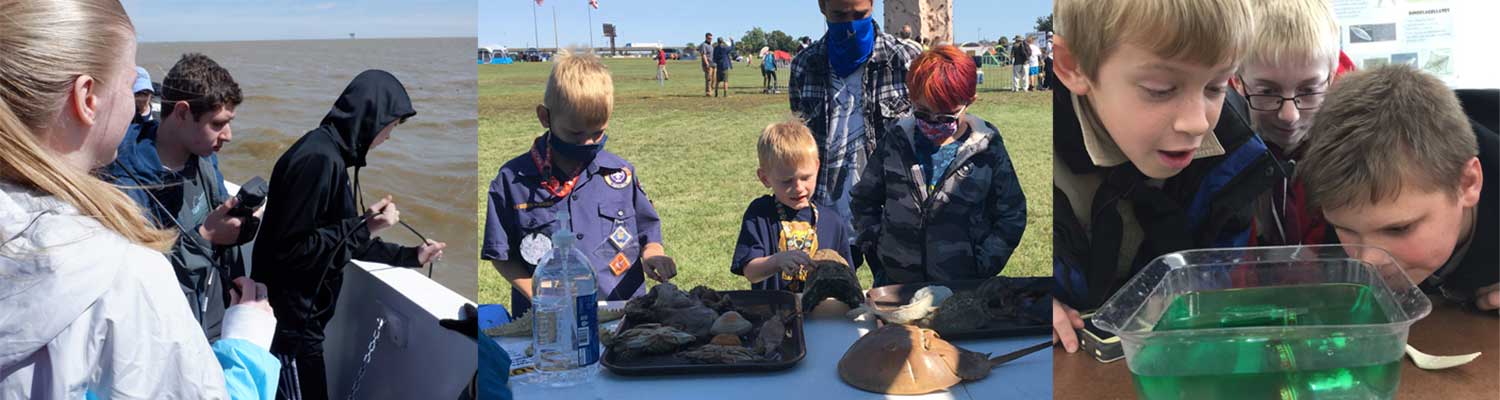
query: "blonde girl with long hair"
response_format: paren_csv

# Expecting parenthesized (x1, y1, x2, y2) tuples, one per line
(0, 1, 280, 398)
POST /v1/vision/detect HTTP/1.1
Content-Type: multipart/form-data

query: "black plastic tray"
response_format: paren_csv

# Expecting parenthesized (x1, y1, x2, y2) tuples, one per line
(601, 290, 806, 376)
(866, 277, 1051, 340)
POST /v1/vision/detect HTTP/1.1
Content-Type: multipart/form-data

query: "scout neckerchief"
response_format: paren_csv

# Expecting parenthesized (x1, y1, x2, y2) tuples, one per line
(529, 133, 586, 199)
(776, 202, 819, 292)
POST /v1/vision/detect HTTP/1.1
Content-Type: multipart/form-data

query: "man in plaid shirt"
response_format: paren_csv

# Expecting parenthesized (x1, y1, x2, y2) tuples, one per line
(788, 0, 920, 267)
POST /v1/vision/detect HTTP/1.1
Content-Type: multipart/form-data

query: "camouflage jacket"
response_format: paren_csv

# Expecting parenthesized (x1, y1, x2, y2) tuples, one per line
(850, 115, 1027, 285)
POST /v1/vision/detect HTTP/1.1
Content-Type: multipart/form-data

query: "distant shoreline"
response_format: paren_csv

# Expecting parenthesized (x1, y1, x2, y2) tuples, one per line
(138, 36, 477, 45)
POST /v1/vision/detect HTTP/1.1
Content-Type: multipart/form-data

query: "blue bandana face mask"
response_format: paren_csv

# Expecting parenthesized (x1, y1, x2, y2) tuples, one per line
(547, 129, 607, 164)
(826, 17, 875, 77)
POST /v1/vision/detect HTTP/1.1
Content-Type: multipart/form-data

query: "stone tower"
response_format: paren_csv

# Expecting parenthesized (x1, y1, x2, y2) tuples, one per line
(884, 0, 952, 46)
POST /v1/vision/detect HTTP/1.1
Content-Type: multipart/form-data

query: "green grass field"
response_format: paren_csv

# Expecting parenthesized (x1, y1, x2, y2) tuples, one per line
(479, 58, 1051, 306)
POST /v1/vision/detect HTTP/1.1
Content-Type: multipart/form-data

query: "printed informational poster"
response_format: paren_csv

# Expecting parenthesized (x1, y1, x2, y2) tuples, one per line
(1333, 0, 1497, 88)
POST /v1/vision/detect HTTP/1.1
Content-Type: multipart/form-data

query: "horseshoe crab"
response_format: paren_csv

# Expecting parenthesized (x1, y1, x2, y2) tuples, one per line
(928, 291, 991, 332)
(800, 249, 864, 312)
(978, 276, 1049, 323)
(837, 324, 1004, 395)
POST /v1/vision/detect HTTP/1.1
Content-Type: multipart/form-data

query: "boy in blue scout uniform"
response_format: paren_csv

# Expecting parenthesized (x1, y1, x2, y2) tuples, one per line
(731, 119, 853, 292)
(483, 50, 678, 316)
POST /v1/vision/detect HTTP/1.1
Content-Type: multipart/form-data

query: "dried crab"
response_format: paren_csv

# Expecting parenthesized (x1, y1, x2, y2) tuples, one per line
(751, 314, 787, 357)
(676, 344, 765, 364)
(604, 323, 697, 360)
(623, 283, 721, 338)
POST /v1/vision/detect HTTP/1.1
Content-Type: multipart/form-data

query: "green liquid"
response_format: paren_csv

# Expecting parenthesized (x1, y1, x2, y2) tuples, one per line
(1130, 283, 1405, 400)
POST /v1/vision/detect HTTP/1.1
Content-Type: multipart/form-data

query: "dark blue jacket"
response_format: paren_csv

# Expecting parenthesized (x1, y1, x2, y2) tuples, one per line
(714, 43, 733, 70)
(104, 119, 237, 340)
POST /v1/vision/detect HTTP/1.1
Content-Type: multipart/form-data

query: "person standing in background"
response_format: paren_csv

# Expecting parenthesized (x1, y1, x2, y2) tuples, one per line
(714, 37, 733, 97)
(700, 32, 716, 97)
(788, 0, 921, 272)
(133, 66, 156, 124)
(656, 47, 669, 82)
(1010, 36, 1031, 92)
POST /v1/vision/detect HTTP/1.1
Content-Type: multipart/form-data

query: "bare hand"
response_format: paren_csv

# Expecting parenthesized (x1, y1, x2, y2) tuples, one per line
(644, 255, 677, 282)
(228, 277, 273, 315)
(768, 250, 813, 279)
(366, 195, 399, 235)
(418, 239, 447, 265)
(1052, 298, 1085, 353)
(1476, 283, 1499, 311)
(199, 197, 245, 245)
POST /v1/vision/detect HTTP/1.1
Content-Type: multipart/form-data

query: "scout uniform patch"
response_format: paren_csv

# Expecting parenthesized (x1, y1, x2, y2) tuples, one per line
(604, 168, 633, 189)
(519, 232, 551, 266)
(609, 225, 632, 250)
(609, 252, 631, 276)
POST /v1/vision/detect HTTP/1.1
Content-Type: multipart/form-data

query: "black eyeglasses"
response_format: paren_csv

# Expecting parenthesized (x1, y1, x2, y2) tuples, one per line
(914, 107, 965, 124)
(1245, 92, 1327, 112)
(1239, 74, 1329, 112)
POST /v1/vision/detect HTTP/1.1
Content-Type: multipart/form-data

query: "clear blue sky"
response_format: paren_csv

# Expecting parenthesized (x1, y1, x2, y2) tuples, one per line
(122, 0, 475, 42)
(479, 0, 1051, 49)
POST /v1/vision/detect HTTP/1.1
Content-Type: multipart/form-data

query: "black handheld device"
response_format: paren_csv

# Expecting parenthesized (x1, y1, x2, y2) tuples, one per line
(228, 176, 268, 218)
(1079, 312, 1124, 363)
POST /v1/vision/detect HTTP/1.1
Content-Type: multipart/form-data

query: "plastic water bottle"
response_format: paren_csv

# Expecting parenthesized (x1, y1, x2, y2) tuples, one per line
(530, 211, 600, 386)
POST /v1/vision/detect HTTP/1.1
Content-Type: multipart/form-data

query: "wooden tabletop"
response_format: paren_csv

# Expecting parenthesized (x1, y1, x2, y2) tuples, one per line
(1053, 295, 1499, 399)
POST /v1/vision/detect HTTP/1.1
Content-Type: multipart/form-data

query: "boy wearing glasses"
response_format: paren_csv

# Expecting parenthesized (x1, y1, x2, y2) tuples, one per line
(1235, 0, 1353, 246)
(850, 45, 1027, 286)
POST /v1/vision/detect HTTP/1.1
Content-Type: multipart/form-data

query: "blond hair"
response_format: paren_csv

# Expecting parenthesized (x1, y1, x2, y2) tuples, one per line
(544, 49, 614, 130)
(1299, 65, 1478, 210)
(0, 0, 174, 251)
(1246, 0, 1340, 69)
(1055, 0, 1256, 79)
(757, 117, 819, 171)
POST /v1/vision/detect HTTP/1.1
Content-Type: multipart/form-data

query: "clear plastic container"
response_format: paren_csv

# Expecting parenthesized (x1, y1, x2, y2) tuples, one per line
(1093, 245, 1431, 400)
(529, 211, 601, 387)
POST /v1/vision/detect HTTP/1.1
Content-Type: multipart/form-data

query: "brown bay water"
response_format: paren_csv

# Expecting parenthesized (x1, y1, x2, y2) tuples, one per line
(137, 38, 478, 299)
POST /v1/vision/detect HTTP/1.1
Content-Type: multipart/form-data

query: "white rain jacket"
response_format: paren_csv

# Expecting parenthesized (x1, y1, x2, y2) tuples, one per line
(0, 181, 278, 399)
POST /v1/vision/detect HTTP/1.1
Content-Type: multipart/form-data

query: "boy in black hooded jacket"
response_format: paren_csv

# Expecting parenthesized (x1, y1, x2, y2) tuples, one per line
(252, 70, 446, 400)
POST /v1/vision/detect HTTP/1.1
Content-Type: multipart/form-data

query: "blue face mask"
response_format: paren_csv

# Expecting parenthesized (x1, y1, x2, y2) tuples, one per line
(547, 130, 607, 164)
(825, 17, 875, 77)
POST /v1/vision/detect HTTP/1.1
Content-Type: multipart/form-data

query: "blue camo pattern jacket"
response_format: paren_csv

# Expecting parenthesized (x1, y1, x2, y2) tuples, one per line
(851, 115, 1027, 285)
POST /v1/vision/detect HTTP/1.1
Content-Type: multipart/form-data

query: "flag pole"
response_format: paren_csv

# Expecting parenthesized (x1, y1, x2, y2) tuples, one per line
(588, 4, 595, 53)
(532, 2, 540, 53)
(552, 5, 559, 51)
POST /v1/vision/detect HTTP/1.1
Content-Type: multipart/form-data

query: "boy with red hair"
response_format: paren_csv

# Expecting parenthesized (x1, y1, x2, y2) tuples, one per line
(850, 45, 1028, 285)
